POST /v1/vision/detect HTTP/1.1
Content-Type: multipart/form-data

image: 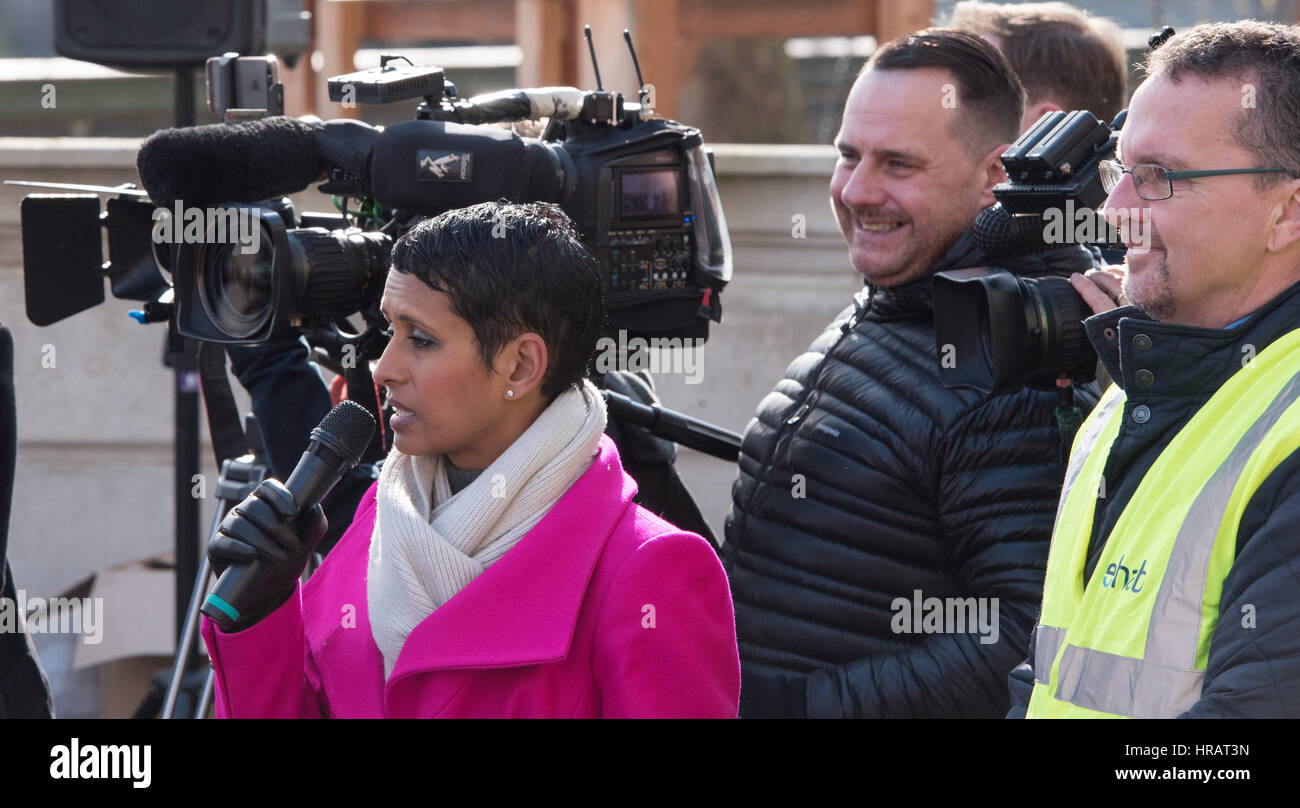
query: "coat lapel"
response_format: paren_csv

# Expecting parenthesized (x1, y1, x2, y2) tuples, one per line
(385, 436, 636, 686)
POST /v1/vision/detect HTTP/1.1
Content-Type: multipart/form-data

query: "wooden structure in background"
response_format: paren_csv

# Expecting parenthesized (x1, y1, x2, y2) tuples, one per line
(283, 0, 934, 119)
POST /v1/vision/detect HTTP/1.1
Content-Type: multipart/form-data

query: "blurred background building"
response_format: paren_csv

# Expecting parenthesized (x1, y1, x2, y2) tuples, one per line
(3, 1, 1299, 139)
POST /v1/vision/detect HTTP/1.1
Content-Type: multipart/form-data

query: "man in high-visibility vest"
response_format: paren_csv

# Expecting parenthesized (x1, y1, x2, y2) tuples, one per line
(1008, 20, 1300, 718)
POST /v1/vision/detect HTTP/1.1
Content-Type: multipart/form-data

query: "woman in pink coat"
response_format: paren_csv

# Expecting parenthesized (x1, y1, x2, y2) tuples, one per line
(200, 201, 739, 718)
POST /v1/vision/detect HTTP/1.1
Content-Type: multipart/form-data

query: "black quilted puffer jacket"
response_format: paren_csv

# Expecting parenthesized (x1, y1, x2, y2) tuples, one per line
(723, 231, 1101, 718)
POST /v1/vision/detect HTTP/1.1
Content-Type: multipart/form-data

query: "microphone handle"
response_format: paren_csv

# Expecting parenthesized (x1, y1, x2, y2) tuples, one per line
(284, 449, 351, 511)
(201, 559, 273, 632)
(200, 451, 351, 631)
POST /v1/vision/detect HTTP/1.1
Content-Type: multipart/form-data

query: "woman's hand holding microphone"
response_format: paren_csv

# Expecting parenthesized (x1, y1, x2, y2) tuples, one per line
(205, 480, 328, 632)
(202, 401, 375, 632)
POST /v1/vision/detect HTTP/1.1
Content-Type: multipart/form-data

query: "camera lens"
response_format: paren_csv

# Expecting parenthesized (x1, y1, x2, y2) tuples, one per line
(934, 267, 1097, 394)
(289, 228, 391, 321)
(1023, 275, 1094, 387)
(176, 208, 393, 343)
(218, 243, 273, 314)
(201, 235, 274, 339)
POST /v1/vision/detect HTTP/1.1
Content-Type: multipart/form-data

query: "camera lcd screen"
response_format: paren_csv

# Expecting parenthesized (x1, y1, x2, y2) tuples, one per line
(620, 170, 680, 218)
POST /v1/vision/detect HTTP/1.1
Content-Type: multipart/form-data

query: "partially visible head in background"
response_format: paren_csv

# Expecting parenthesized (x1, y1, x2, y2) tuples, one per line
(950, 0, 1127, 132)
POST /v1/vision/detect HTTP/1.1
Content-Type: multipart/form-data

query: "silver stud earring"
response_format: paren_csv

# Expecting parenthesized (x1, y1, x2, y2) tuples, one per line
(506, 389, 515, 399)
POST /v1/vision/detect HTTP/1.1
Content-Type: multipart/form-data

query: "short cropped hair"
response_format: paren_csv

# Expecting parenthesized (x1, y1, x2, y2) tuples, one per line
(867, 28, 1025, 155)
(1145, 21, 1300, 189)
(390, 200, 605, 399)
(950, 1, 1127, 124)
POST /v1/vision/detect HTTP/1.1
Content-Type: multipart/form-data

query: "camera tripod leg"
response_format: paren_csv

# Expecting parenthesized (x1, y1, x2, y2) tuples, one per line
(162, 500, 226, 719)
(195, 665, 215, 718)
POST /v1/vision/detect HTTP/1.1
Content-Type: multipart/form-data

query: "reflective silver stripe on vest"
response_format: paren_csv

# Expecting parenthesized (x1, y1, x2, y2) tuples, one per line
(1050, 391, 1125, 543)
(1055, 644, 1203, 718)
(1056, 373, 1300, 718)
(1033, 392, 1124, 687)
(1033, 625, 1067, 685)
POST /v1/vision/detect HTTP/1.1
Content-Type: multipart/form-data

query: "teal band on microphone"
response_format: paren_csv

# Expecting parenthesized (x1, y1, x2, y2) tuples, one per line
(204, 593, 240, 622)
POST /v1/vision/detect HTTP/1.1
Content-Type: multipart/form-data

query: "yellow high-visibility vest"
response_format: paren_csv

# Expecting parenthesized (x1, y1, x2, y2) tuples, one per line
(1028, 327, 1300, 718)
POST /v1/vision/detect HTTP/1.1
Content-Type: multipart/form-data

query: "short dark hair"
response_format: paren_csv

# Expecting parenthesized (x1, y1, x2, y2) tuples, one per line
(867, 27, 1025, 154)
(1145, 21, 1300, 189)
(390, 200, 605, 399)
(950, 1, 1126, 125)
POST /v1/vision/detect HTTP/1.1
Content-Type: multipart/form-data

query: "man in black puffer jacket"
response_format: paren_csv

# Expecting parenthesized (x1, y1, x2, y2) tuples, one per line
(723, 29, 1101, 718)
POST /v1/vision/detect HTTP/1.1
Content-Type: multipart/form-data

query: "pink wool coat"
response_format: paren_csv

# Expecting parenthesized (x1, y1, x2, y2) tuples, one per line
(200, 435, 740, 718)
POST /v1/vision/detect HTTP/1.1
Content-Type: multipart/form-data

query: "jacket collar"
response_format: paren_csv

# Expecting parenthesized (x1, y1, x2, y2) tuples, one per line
(384, 435, 636, 683)
(859, 228, 1100, 320)
(1086, 277, 1300, 397)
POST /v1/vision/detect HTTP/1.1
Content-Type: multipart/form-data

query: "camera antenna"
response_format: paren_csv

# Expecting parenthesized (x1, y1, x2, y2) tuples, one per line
(584, 24, 604, 90)
(623, 29, 648, 107)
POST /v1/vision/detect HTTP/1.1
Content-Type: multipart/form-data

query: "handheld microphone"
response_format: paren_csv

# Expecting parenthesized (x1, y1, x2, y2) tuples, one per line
(201, 401, 376, 630)
(136, 116, 326, 209)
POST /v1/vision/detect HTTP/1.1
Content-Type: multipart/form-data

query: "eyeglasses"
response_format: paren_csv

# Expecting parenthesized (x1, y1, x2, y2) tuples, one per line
(1099, 159, 1293, 201)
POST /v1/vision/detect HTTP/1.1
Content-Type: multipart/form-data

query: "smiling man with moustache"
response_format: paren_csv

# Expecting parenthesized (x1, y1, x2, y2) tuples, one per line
(1011, 21, 1300, 718)
(722, 29, 1102, 718)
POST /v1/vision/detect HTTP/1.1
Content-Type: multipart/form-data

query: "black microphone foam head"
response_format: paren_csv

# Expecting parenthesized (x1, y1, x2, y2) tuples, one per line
(137, 117, 323, 209)
(973, 203, 1022, 257)
(315, 400, 377, 466)
(974, 204, 1054, 258)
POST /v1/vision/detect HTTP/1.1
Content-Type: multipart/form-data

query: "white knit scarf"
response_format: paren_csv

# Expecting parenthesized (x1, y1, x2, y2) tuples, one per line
(367, 379, 607, 678)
